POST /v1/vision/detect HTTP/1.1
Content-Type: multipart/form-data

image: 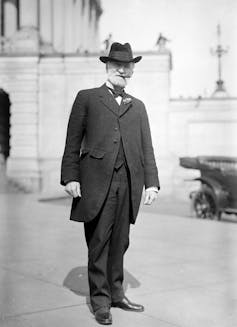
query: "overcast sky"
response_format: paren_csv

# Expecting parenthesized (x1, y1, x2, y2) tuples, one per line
(100, 0, 237, 98)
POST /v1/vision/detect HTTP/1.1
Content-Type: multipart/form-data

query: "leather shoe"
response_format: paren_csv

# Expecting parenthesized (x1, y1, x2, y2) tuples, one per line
(111, 296, 144, 312)
(94, 307, 112, 325)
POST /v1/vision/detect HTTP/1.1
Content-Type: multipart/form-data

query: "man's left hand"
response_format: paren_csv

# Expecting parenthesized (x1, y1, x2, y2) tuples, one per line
(144, 190, 158, 205)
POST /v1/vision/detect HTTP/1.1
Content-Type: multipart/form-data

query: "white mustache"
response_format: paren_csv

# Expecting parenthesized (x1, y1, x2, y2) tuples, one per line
(116, 74, 131, 79)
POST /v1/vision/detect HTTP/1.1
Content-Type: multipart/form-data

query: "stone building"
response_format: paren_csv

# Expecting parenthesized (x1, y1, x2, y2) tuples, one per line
(169, 25, 237, 197)
(169, 94, 237, 198)
(0, 3, 236, 198)
(0, 0, 102, 54)
(0, 0, 103, 193)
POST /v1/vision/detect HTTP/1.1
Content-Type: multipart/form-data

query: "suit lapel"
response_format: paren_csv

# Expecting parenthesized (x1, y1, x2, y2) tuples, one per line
(98, 84, 120, 116)
(119, 94, 133, 117)
(98, 84, 133, 117)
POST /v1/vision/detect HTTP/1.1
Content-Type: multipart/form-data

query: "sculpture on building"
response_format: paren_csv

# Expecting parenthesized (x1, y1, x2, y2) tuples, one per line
(102, 33, 113, 54)
(155, 33, 172, 69)
(155, 33, 170, 53)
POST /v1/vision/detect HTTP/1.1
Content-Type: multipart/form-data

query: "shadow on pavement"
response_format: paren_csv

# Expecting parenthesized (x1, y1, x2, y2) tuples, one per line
(63, 266, 141, 312)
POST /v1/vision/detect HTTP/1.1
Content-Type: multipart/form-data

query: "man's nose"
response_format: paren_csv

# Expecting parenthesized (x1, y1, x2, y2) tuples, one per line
(118, 66, 125, 73)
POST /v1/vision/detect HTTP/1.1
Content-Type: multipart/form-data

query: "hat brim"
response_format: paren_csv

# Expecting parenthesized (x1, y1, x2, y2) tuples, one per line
(99, 56, 142, 63)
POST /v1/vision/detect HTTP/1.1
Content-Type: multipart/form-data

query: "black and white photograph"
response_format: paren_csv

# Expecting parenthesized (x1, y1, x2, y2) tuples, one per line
(0, 0, 237, 326)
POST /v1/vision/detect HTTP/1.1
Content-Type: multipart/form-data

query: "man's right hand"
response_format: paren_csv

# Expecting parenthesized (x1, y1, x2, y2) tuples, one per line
(65, 181, 81, 198)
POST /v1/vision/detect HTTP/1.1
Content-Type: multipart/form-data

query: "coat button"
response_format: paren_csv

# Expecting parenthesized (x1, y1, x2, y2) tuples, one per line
(113, 139, 118, 143)
(114, 127, 118, 131)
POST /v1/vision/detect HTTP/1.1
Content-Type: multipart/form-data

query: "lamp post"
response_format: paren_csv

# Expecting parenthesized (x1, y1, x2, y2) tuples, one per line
(211, 24, 229, 95)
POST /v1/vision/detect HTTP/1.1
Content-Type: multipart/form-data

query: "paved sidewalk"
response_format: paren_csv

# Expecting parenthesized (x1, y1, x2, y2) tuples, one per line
(0, 193, 237, 327)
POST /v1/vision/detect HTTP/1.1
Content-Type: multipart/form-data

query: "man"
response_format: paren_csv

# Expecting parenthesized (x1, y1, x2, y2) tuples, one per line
(61, 42, 160, 325)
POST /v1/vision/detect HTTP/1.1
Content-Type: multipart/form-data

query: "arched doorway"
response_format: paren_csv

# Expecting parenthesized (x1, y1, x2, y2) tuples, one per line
(0, 88, 10, 161)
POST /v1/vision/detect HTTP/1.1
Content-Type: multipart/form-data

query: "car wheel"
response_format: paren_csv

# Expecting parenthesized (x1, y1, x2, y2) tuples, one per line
(193, 190, 217, 219)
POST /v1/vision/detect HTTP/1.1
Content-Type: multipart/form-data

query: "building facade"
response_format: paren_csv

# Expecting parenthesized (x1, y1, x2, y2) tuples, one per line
(0, 0, 102, 54)
(0, 0, 104, 193)
(0, 2, 236, 198)
(169, 96, 237, 198)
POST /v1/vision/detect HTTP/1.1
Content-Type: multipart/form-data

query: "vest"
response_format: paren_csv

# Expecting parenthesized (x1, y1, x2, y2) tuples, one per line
(114, 138, 126, 170)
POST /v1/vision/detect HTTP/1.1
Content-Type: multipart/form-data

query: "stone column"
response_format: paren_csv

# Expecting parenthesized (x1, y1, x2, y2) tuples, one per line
(88, 1, 101, 53)
(82, 0, 90, 52)
(39, 0, 53, 49)
(52, 0, 65, 53)
(89, 5, 96, 52)
(74, 0, 83, 53)
(3, 0, 18, 38)
(64, 0, 74, 53)
(93, 8, 100, 52)
(93, 5, 100, 52)
(19, 0, 38, 28)
(8, 0, 39, 53)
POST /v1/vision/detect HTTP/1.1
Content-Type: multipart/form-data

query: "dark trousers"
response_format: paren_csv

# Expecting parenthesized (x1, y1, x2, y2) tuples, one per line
(84, 164, 131, 312)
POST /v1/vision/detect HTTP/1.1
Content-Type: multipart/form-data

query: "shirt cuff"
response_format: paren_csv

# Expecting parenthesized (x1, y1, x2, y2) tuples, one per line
(145, 186, 159, 193)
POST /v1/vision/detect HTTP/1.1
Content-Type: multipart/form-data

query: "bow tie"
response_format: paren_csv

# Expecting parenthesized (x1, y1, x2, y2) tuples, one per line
(107, 87, 125, 98)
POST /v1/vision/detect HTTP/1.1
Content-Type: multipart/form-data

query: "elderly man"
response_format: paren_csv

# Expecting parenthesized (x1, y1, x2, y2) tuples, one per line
(61, 42, 160, 325)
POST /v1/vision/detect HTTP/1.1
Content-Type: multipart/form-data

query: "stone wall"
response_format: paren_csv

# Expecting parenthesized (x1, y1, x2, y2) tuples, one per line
(39, 53, 172, 195)
(0, 52, 172, 195)
(169, 97, 237, 199)
(1, 52, 236, 198)
(0, 56, 40, 191)
(169, 98, 237, 157)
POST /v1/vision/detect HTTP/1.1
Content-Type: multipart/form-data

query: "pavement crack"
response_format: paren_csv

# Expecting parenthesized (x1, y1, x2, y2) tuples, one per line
(1, 303, 87, 320)
(0, 265, 65, 289)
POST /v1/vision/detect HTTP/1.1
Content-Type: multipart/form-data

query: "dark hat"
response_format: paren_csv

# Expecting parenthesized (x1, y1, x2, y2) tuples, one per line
(100, 42, 142, 63)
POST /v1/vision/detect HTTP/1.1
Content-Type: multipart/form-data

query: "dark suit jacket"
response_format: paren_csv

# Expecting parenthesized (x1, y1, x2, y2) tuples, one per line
(61, 84, 160, 223)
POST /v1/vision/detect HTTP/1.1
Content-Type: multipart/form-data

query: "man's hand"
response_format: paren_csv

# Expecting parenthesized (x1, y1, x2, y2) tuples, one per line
(65, 181, 81, 198)
(144, 189, 158, 205)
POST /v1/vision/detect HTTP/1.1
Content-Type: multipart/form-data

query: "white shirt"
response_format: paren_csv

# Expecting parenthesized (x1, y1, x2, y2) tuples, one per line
(106, 80, 123, 105)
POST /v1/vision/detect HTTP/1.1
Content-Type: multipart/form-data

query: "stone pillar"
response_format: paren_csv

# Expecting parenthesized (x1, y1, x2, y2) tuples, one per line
(19, 0, 38, 28)
(88, 1, 102, 53)
(64, 0, 74, 53)
(7, 0, 39, 53)
(74, 0, 83, 52)
(93, 8, 100, 52)
(89, 5, 96, 52)
(82, 0, 90, 52)
(39, 0, 53, 51)
(3, 0, 18, 38)
(87, 3, 92, 52)
(52, 0, 65, 53)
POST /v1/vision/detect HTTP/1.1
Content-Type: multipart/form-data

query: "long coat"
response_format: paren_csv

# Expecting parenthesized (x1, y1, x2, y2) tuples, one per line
(61, 84, 159, 224)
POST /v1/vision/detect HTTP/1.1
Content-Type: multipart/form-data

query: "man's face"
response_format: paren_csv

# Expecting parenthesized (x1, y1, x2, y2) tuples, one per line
(106, 61, 134, 88)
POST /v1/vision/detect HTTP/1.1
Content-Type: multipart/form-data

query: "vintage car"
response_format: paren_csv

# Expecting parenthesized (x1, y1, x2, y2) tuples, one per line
(179, 156, 237, 219)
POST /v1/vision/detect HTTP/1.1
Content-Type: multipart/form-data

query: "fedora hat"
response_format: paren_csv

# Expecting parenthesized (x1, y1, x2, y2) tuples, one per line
(100, 42, 142, 63)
